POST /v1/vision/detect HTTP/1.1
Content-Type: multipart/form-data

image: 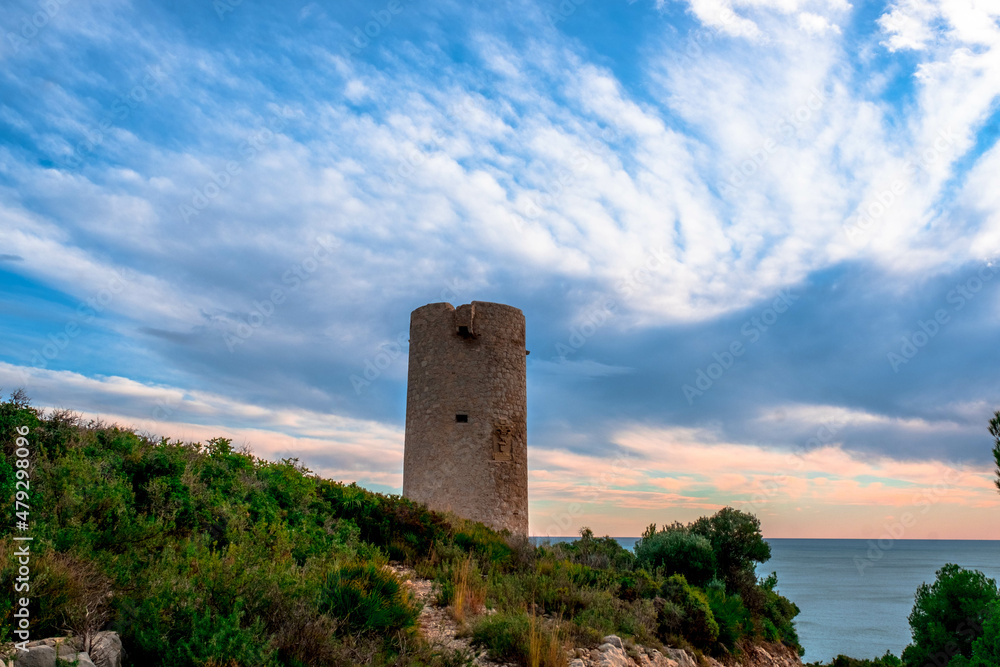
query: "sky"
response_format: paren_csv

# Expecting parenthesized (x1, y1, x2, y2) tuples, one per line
(1, 0, 999, 540)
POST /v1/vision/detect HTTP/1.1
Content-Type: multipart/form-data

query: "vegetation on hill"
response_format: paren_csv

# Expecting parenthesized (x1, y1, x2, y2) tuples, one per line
(1, 391, 801, 666)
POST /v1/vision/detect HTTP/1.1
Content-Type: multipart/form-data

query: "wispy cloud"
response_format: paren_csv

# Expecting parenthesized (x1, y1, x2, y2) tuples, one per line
(2, 0, 999, 537)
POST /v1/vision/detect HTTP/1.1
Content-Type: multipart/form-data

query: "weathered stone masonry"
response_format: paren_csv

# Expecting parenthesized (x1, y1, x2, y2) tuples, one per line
(402, 301, 528, 534)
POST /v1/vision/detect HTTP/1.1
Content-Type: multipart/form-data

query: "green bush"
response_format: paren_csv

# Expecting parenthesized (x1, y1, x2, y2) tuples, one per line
(760, 572, 801, 648)
(901, 563, 999, 667)
(635, 523, 717, 587)
(471, 611, 531, 662)
(318, 561, 419, 637)
(658, 574, 719, 648)
(169, 602, 277, 667)
(706, 583, 753, 652)
(556, 527, 636, 571)
(616, 569, 659, 601)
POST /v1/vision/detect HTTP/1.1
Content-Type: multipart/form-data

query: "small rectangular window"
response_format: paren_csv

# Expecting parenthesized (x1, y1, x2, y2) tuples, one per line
(455, 414, 468, 423)
(457, 325, 470, 336)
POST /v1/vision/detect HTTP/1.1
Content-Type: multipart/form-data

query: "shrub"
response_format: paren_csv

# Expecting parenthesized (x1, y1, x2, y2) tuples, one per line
(470, 610, 564, 667)
(760, 572, 801, 648)
(706, 584, 753, 652)
(318, 561, 419, 637)
(557, 528, 635, 571)
(472, 611, 530, 662)
(901, 564, 999, 667)
(658, 575, 719, 648)
(616, 569, 659, 602)
(168, 602, 276, 667)
(634, 524, 716, 587)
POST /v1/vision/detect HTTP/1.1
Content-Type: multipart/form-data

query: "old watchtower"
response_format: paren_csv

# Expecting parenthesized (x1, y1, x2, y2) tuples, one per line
(402, 301, 528, 534)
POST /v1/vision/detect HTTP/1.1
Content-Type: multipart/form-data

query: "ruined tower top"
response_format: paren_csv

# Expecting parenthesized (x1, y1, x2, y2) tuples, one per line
(402, 301, 528, 534)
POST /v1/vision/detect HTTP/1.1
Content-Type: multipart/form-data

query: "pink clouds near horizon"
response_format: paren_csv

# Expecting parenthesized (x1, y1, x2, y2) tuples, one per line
(4, 363, 997, 540)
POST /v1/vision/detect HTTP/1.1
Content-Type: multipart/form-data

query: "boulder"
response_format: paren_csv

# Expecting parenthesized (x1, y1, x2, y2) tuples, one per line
(11, 646, 55, 667)
(8, 633, 121, 667)
(88, 632, 123, 667)
(602, 635, 625, 650)
(663, 648, 700, 667)
(594, 641, 631, 667)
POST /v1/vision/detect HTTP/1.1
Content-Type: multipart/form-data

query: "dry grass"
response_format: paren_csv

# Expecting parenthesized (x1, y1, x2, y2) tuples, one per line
(448, 557, 486, 624)
(528, 608, 567, 667)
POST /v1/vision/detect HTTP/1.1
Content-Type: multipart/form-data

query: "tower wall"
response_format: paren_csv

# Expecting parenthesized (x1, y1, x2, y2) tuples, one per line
(402, 301, 528, 534)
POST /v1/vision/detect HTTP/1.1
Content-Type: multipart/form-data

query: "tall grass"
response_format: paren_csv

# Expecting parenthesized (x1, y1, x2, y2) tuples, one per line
(528, 607, 566, 667)
(448, 557, 485, 623)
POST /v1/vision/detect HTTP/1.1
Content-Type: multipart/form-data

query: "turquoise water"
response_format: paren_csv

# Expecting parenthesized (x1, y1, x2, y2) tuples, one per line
(533, 537, 1000, 663)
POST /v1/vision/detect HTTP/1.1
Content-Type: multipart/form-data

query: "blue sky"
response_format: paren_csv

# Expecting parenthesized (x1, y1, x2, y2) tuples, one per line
(2, 0, 999, 538)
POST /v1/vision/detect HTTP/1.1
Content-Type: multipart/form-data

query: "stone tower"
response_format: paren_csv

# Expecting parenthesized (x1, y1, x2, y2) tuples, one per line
(402, 301, 528, 534)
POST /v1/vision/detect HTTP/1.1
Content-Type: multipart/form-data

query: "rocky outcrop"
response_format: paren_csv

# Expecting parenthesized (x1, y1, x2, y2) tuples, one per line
(3, 632, 122, 667)
(566, 634, 802, 667)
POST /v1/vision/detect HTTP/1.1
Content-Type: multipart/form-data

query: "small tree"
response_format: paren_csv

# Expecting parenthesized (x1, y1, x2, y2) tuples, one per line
(689, 507, 771, 596)
(901, 564, 999, 667)
(990, 411, 1000, 495)
(59, 555, 114, 654)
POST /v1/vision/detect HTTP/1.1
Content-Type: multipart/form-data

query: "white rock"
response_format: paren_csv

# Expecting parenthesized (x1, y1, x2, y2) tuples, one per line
(89, 632, 123, 667)
(602, 635, 624, 650)
(11, 645, 56, 667)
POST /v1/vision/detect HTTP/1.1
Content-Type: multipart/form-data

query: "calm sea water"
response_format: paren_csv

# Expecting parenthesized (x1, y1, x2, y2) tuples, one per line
(533, 537, 1000, 663)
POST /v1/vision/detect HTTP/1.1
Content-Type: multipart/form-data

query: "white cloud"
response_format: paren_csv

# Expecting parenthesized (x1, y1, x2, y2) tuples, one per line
(0, 362, 405, 488)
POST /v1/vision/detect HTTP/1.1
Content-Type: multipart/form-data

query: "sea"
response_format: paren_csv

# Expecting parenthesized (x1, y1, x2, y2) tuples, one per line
(532, 537, 1000, 664)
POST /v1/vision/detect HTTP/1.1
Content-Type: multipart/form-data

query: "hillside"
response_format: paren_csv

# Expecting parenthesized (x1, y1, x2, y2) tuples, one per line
(1, 392, 802, 666)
